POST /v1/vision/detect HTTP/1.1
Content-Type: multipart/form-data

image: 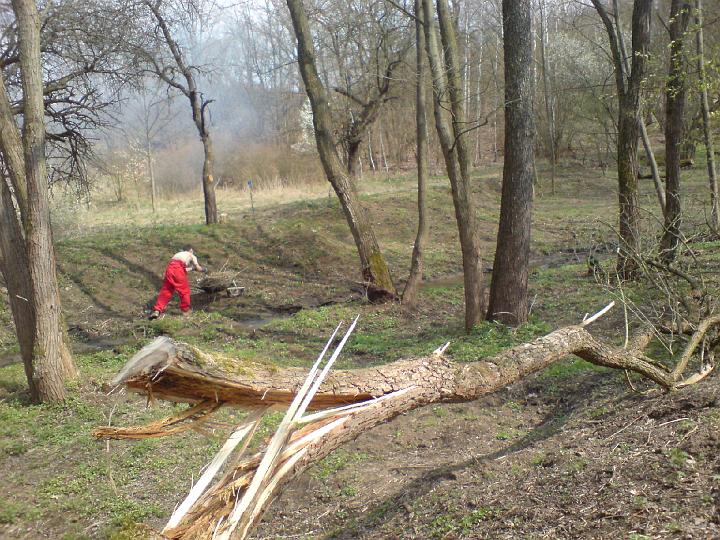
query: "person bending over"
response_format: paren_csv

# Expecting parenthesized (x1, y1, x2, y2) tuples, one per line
(149, 247, 205, 319)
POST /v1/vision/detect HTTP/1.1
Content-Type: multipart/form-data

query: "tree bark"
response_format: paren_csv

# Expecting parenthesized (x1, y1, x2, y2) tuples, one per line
(98, 311, 715, 539)
(200, 133, 218, 225)
(639, 116, 666, 212)
(660, 0, 690, 263)
(146, 140, 157, 213)
(0, 179, 37, 397)
(402, 0, 430, 307)
(286, 0, 396, 294)
(538, 0, 556, 195)
(592, 0, 653, 278)
(422, 0, 485, 330)
(487, 0, 535, 325)
(12, 0, 76, 402)
(695, 0, 719, 232)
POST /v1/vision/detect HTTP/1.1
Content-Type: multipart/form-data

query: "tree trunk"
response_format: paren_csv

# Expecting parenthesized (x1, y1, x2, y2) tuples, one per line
(436, 0, 471, 184)
(592, 0, 653, 279)
(402, 0, 430, 307)
(660, 0, 690, 263)
(639, 116, 665, 212)
(492, 35, 500, 163)
(201, 133, 218, 225)
(616, 100, 642, 276)
(146, 141, 157, 213)
(423, 0, 485, 330)
(98, 310, 715, 540)
(286, 0, 395, 294)
(488, 0, 535, 325)
(347, 140, 362, 180)
(695, 0, 719, 232)
(538, 0, 556, 195)
(12, 0, 76, 402)
(0, 180, 37, 397)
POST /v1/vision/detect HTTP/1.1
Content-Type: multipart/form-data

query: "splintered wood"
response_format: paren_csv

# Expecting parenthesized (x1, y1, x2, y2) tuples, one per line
(96, 303, 718, 539)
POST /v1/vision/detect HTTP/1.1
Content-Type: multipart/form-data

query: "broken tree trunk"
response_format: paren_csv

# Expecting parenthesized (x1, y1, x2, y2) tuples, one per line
(97, 305, 716, 539)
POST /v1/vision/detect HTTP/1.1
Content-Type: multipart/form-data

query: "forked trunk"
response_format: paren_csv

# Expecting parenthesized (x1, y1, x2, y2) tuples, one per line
(286, 0, 396, 294)
(422, 0, 485, 329)
(13, 0, 76, 401)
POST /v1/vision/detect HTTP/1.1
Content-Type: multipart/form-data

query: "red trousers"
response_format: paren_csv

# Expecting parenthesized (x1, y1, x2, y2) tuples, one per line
(153, 260, 191, 312)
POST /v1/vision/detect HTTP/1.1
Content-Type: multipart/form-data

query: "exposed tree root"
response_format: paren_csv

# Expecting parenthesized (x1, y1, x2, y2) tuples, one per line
(97, 305, 719, 539)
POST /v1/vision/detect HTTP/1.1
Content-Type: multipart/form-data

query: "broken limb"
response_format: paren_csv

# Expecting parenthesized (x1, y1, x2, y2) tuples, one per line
(97, 305, 719, 539)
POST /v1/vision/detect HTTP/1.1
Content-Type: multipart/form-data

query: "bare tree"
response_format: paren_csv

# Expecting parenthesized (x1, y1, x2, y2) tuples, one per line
(695, 0, 718, 232)
(318, 0, 411, 178)
(123, 83, 178, 212)
(659, 0, 691, 262)
(487, 0, 535, 325)
(422, 0, 486, 330)
(591, 0, 653, 278)
(134, 0, 219, 224)
(402, 0, 429, 306)
(285, 0, 396, 295)
(0, 0, 76, 402)
(0, 0, 136, 401)
(98, 294, 717, 539)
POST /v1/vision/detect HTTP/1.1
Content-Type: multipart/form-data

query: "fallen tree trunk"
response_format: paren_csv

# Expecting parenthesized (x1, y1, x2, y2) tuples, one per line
(97, 305, 716, 539)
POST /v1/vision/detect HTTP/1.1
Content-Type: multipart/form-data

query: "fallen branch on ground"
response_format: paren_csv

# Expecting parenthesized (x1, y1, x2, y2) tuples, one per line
(95, 303, 718, 539)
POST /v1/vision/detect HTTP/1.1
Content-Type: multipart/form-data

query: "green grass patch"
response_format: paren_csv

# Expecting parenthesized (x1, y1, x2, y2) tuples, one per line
(313, 448, 370, 481)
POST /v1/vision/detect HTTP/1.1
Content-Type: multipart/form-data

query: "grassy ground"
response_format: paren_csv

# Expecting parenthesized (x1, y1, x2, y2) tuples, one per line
(1, 161, 719, 539)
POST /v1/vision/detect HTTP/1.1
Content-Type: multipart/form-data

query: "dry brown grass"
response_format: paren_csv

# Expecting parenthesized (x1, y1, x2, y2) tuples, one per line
(50, 170, 436, 238)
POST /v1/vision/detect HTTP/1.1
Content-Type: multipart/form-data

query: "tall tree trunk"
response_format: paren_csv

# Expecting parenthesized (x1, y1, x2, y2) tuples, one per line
(402, 0, 430, 307)
(201, 133, 218, 225)
(0, 180, 37, 397)
(591, 0, 653, 279)
(612, 0, 664, 215)
(616, 99, 642, 275)
(286, 0, 395, 294)
(422, 0, 485, 330)
(12, 0, 76, 402)
(487, 0, 535, 325)
(660, 0, 690, 262)
(436, 0, 471, 184)
(492, 35, 500, 163)
(146, 141, 157, 213)
(695, 0, 719, 231)
(538, 0, 556, 195)
(474, 35, 483, 166)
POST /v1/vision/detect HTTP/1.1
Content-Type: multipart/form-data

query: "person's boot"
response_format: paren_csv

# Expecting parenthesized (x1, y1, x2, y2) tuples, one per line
(182, 309, 192, 317)
(148, 310, 160, 320)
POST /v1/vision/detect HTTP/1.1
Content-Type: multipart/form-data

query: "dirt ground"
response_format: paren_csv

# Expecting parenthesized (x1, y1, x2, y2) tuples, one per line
(1, 165, 719, 539)
(258, 370, 720, 539)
